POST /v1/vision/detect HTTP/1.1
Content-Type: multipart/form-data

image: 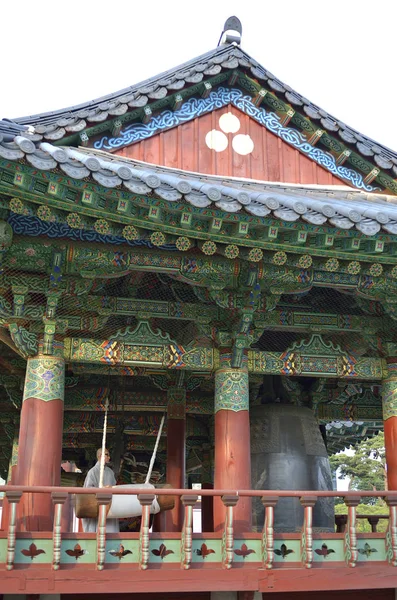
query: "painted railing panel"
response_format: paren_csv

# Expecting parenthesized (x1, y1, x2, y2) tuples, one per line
(0, 485, 396, 575)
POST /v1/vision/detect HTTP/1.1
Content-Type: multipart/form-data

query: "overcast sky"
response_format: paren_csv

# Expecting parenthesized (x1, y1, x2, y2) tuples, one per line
(1, 1, 396, 151)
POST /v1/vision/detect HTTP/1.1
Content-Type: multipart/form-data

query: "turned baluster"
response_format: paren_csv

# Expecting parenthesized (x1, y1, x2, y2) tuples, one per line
(96, 492, 112, 571)
(261, 496, 278, 570)
(138, 493, 156, 570)
(5, 490, 22, 571)
(181, 495, 198, 570)
(52, 492, 68, 571)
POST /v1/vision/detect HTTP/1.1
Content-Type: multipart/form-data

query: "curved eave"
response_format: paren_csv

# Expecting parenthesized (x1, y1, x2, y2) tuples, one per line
(1, 139, 397, 237)
(1, 44, 397, 178)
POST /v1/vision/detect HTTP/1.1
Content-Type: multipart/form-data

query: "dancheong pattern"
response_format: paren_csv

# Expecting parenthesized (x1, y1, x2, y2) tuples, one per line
(215, 368, 249, 412)
(382, 363, 397, 420)
(23, 356, 65, 402)
(94, 88, 378, 192)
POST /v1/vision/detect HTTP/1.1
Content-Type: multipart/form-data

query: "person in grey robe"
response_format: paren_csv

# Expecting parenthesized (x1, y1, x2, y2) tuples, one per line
(82, 448, 120, 533)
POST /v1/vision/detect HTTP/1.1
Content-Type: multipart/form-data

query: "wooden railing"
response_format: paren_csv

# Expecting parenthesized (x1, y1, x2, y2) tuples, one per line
(0, 485, 396, 573)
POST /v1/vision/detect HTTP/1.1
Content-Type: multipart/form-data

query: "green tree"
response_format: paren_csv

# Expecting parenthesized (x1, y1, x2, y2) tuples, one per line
(334, 502, 389, 533)
(329, 432, 386, 503)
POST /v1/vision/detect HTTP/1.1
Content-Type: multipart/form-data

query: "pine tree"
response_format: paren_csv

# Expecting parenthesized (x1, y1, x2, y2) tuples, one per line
(330, 432, 386, 503)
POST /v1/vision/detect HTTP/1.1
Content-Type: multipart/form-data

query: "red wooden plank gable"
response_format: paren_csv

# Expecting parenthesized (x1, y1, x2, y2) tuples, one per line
(114, 105, 346, 187)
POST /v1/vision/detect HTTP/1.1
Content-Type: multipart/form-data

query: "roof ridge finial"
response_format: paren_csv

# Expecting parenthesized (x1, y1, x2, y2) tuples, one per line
(218, 16, 242, 47)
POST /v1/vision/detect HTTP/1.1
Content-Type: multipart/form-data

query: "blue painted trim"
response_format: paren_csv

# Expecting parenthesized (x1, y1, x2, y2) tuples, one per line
(8, 214, 177, 250)
(94, 87, 378, 193)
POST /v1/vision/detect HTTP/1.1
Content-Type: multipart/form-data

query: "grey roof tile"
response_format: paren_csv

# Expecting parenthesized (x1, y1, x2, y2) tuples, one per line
(1, 40, 397, 180)
(0, 138, 396, 237)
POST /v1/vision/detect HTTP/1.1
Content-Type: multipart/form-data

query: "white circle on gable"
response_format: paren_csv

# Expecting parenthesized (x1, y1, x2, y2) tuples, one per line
(232, 134, 254, 156)
(219, 112, 241, 134)
(205, 129, 228, 152)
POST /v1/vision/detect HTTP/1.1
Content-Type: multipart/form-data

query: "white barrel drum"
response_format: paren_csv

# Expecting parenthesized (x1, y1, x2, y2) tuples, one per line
(107, 483, 160, 519)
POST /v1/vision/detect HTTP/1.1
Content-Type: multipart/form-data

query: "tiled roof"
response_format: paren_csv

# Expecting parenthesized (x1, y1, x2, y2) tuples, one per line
(1, 137, 397, 236)
(2, 44, 397, 175)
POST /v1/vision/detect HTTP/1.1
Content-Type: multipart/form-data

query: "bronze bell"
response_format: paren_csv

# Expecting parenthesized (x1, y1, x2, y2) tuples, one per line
(250, 403, 334, 532)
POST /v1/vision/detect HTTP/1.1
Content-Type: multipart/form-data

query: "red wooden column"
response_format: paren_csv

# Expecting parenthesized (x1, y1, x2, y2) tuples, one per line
(214, 355, 251, 533)
(201, 445, 214, 532)
(165, 385, 186, 531)
(16, 354, 65, 531)
(1, 430, 19, 530)
(383, 360, 397, 490)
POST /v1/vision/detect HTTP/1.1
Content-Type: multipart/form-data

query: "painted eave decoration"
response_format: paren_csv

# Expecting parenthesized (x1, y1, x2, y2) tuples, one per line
(1, 27, 397, 196)
(1, 140, 397, 239)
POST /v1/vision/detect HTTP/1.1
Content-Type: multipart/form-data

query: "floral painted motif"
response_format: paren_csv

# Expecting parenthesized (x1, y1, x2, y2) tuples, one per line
(108, 544, 133, 560)
(358, 543, 377, 558)
(272, 251, 287, 266)
(201, 240, 217, 255)
(150, 231, 166, 247)
(122, 225, 138, 241)
(315, 543, 335, 558)
(66, 212, 82, 229)
(21, 543, 45, 560)
(298, 254, 313, 268)
(391, 265, 397, 280)
(369, 263, 383, 277)
(234, 543, 256, 558)
(176, 237, 192, 251)
(324, 258, 339, 272)
(215, 368, 249, 412)
(196, 543, 216, 559)
(23, 356, 65, 402)
(248, 248, 263, 262)
(224, 244, 239, 259)
(37, 205, 53, 222)
(151, 543, 174, 560)
(94, 219, 110, 235)
(347, 261, 361, 275)
(9, 197, 27, 215)
(65, 543, 87, 560)
(274, 543, 294, 559)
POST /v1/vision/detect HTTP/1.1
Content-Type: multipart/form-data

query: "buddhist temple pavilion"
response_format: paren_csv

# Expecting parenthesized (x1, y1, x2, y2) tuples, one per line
(0, 15, 397, 600)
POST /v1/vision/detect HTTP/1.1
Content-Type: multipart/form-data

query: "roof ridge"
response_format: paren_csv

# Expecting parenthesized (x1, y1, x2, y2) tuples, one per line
(11, 45, 238, 126)
(2, 41, 397, 182)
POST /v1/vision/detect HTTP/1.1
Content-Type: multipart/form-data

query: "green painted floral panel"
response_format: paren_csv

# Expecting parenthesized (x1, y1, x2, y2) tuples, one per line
(149, 538, 180, 563)
(312, 539, 344, 562)
(357, 538, 386, 562)
(233, 539, 261, 563)
(273, 539, 301, 562)
(15, 539, 52, 564)
(0, 538, 6, 564)
(61, 539, 97, 564)
(106, 539, 139, 563)
(192, 539, 221, 563)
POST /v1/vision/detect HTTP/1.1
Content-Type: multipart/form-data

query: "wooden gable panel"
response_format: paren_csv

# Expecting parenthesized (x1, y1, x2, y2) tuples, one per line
(114, 105, 345, 187)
